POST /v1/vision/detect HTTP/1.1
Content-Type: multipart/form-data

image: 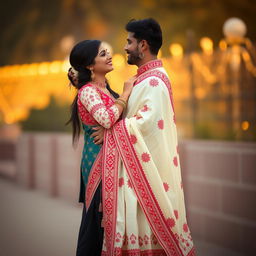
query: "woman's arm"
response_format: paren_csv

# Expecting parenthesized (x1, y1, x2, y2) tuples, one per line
(79, 86, 121, 129)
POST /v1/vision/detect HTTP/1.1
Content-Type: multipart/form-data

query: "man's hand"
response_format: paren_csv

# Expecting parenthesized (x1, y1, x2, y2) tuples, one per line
(91, 126, 105, 145)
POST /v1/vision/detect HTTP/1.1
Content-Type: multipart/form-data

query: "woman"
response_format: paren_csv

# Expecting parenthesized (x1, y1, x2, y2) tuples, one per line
(67, 40, 135, 256)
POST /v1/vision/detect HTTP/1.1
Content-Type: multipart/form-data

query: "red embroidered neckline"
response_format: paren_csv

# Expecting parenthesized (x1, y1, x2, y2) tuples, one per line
(137, 59, 163, 76)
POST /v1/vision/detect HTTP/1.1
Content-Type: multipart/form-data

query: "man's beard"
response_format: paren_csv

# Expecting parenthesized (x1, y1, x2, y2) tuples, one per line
(127, 48, 142, 65)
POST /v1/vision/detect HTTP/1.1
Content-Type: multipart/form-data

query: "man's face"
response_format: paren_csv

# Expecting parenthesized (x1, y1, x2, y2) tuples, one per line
(124, 32, 141, 65)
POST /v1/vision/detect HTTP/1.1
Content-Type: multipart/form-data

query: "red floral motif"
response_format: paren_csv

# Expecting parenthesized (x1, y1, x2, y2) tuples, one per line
(144, 235, 149, 245)
(130, 134, 137, 144)
(149, 78, 159, 87)
(123, 235, 128, 246)
(119, 177, 124, 187)
(157, 119, 164, 130)
(141, 152, 150, 162)
(136, 115, 142, 120)
(130, 234, 137, 244)
(139, 236, 143, 246)
(183, 223, 189, 233)
(141, 104, 149, 112)
(173, 156, 178, 167)
(166, 217, 176, 228)
(174, 210, 179, 220)
(134, 69, 176, 120)
(116, 232, 122, 243)
(163, 182, 169, 192)
(127, 179, 133, 188)
(151, 234, 158, 245)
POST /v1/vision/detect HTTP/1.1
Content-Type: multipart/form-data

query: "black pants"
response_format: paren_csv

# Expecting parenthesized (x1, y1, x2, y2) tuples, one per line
(76, 184, 104, 256)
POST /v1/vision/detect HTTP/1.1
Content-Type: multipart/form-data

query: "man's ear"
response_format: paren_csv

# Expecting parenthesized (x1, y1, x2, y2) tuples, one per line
(140, 39, 148, 51)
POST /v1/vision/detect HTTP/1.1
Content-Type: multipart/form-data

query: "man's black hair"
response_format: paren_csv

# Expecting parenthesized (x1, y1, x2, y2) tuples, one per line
(125, 18, 162, 55)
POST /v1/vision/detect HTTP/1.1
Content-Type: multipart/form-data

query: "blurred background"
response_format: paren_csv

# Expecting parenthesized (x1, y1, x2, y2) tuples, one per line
(0, 0, 255, 255)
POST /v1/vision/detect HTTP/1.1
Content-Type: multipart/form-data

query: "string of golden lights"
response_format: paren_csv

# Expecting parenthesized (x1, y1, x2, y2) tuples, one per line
(0, 40, 255, 136)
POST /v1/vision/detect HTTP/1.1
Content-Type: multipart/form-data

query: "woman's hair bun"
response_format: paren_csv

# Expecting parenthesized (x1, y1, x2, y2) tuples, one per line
(67, 67, 79, 87)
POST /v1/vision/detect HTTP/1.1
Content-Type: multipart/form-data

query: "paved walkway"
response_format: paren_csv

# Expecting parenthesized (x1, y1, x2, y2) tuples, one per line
(0, 178, 243, 256)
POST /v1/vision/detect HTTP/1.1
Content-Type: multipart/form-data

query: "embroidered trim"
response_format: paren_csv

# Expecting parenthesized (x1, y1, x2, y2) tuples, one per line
(134, 70, 175, 116)
(102, 129, 120, 255)
(85, 149, 103, 210)
(137, 60, 163, 76)
(108, 107, 116, 126)
(90, 103, 105, 116)
(102, 248, 166, 256)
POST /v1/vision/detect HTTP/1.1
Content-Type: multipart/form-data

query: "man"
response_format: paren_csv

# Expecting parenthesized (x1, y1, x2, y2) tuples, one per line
(91, 18, 195, 255)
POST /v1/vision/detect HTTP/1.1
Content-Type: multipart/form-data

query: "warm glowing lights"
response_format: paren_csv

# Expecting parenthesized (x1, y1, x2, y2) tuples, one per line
(0, 60, 71, 124)
(241, 50, 256, 76)
(0, 39, 255, 127)
(169, 44, 183, 58)
(34, 95, 50, 109)
(241, 121, 249, 131)
(112, 54, 125, 69)
(191, 53, 216, 84)
(200, 37, 213, 55)
(219, 40, 227, 51)
(230, 45, 241, 71)
(49, 61, 62, 74)
(38, 62, 50, 75)
(0, 61, 69, 80)
(27, 63, 39, 76)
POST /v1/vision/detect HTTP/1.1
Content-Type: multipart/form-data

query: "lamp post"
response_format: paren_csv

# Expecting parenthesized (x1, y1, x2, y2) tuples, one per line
(221, 17, 247, 139)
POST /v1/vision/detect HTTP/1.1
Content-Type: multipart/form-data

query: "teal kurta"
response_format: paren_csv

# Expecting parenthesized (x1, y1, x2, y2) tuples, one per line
(79, 124, 101, 202)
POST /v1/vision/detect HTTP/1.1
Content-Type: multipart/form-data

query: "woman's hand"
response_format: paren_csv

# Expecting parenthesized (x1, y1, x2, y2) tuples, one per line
(123, 76, 137, 97)
(91, 126, 105, 145)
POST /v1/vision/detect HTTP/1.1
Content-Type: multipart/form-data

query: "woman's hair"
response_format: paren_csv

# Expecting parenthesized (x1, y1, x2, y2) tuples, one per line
(66, 40, 119, 143)
(125, 18, 162, 55)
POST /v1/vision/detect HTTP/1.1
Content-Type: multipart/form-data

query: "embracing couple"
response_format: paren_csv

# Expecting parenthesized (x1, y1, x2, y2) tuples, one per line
(67, 18, 195, 256)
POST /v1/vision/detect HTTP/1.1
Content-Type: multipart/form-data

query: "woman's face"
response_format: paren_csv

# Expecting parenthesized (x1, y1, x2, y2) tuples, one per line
(92, 43, 113, 75)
